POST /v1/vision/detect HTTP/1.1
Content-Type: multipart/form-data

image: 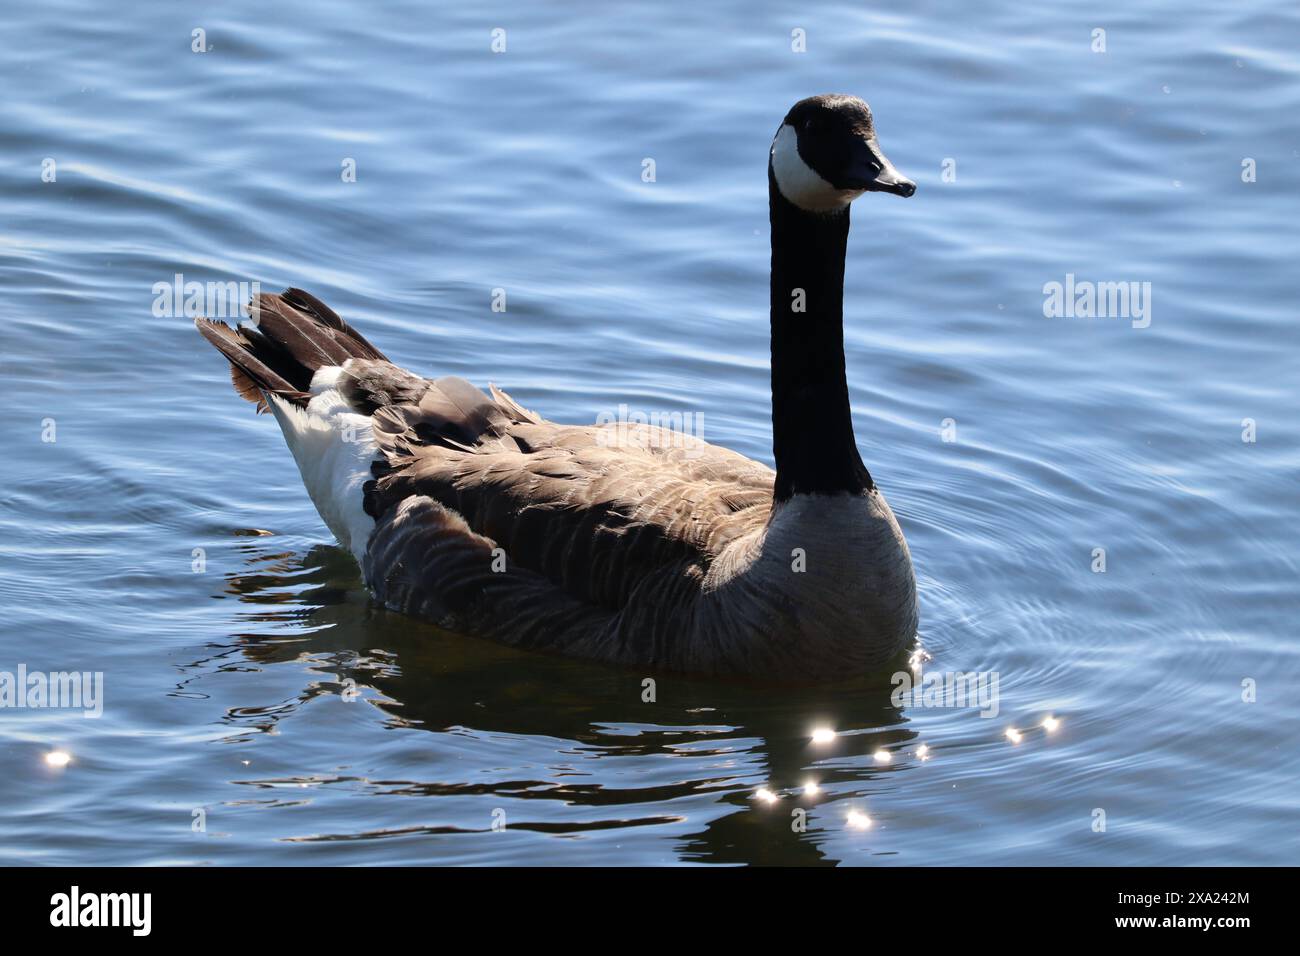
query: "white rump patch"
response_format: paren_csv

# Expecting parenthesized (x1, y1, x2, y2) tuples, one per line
(267, 368, 377, 566)
(310, 363, 348, 393)
(770, 124, 865, 213)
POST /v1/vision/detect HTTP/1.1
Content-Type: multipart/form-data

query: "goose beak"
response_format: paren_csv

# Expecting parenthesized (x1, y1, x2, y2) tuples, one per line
(848, 137, 916, 198)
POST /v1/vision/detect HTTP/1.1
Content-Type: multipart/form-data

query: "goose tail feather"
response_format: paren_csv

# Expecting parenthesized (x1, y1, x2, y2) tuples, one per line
(195, 288, 387, 411)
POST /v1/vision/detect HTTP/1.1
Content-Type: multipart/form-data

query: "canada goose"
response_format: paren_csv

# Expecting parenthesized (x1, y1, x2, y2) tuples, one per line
(197, 94, 918, 681)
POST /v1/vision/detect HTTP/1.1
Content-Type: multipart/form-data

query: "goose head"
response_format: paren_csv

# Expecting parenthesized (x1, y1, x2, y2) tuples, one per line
(770, 94, 915, 213)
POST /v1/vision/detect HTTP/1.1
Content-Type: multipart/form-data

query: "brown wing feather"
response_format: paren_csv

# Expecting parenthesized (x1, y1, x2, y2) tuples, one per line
(279, 287, 387, 360)
(363, 495, 615, 650)
(195, 317, 308, 405)
(229, 364, 268, 412)
(365, 381, 775, 611)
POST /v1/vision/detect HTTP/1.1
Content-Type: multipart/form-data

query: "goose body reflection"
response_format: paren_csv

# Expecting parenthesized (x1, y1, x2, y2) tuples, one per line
(215, 542, 914, 865)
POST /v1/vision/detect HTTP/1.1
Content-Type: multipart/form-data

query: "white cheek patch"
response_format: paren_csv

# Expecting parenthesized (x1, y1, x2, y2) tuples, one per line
(770, 124, 864, 213)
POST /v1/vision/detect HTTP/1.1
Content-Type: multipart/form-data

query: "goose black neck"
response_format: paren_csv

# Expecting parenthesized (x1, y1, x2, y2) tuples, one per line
(768, 164, 873, 503)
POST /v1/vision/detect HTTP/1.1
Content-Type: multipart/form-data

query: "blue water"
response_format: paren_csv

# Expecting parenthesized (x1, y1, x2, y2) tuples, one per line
(1, 0, 1297, 865)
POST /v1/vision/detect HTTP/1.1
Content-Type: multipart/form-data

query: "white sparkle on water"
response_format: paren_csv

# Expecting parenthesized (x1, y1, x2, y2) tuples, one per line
(45, 750, 71, 768)
(846, 810, 872, 830)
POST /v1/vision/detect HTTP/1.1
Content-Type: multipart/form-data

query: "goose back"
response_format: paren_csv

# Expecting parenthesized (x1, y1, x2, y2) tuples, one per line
(355, 363, 776, 612)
